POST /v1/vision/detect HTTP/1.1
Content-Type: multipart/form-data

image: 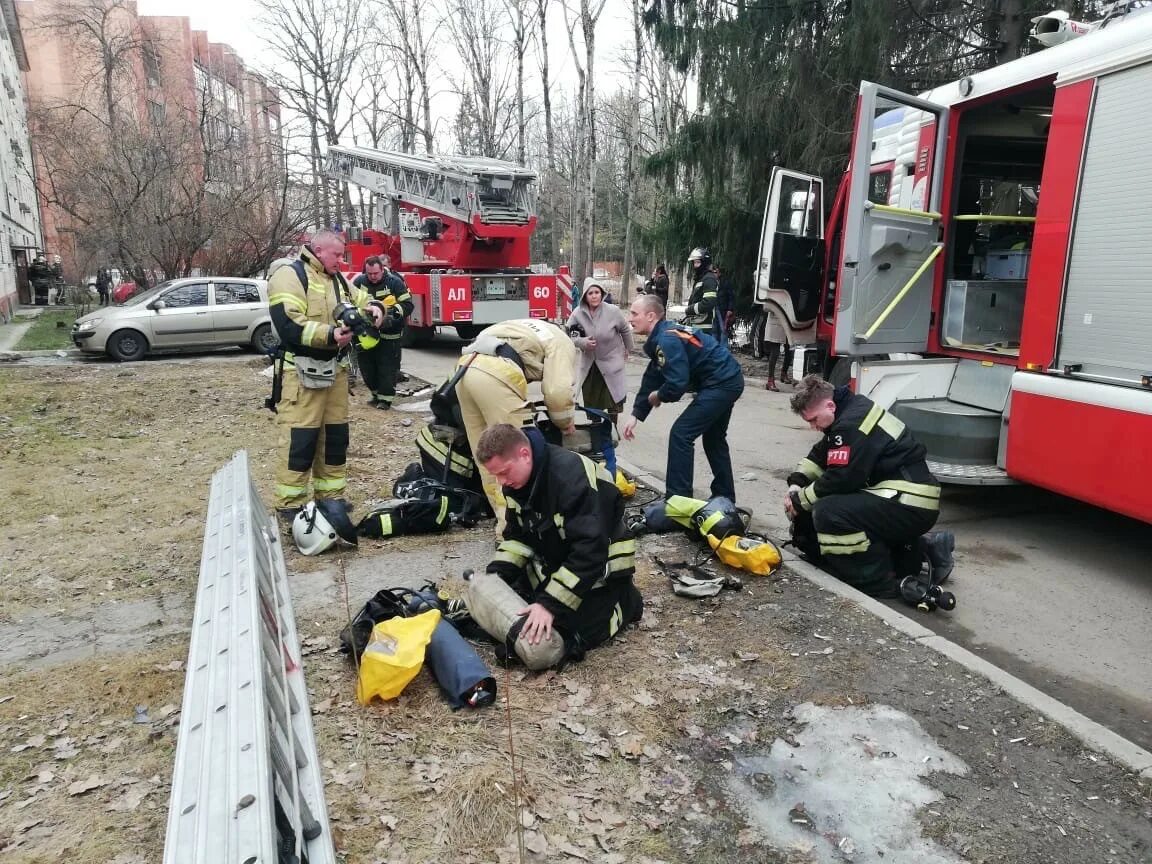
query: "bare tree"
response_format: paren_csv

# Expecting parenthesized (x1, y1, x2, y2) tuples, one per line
(502, 0, 537, 165)
(562, 0, 608, 284)
(444, 0, 517, 158)
(257, 0, 365, 228)
(31, 0, 301, 281)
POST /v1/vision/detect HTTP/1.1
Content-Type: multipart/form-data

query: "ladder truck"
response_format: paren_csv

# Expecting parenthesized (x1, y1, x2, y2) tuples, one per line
(325, 146, 572, 345)
(753, 1, 1152, 524)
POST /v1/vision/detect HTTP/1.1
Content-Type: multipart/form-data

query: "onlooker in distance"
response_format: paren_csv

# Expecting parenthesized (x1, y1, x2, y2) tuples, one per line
(567, 278, 635, 427)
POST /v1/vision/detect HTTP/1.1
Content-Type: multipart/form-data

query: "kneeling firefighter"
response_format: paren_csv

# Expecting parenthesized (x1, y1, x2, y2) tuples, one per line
(452, 319, 579, 533)
(464, 424, 642, 670)
(785, 375, 956, 602)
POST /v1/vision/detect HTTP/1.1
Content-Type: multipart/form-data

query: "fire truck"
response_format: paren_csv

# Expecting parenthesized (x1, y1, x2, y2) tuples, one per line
(754, 2, 1152, 523)
(325, 146, 572, 346)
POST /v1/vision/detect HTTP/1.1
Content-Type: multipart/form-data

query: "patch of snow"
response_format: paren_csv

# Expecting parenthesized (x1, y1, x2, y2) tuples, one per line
(728, 702, 969, 863)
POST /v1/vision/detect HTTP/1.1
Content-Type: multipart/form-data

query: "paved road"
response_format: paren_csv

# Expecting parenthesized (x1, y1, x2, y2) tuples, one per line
(399, 332, 1152, 752)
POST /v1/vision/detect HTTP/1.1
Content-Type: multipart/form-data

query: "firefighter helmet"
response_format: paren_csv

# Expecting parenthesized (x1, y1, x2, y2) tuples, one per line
(687, 247, 711, 270)
(292, 499, 358, 556)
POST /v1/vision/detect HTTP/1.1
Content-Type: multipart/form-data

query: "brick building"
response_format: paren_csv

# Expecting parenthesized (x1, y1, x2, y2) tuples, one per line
(19, 0, 282, 283)
(0, 0, 42, 318)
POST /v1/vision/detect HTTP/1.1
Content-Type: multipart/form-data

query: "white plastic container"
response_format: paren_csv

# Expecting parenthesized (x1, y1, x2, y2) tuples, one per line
(984, 250, 1031, 280)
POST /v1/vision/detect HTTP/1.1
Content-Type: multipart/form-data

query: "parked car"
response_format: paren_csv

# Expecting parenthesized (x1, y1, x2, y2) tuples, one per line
(71, 277, 278, 361)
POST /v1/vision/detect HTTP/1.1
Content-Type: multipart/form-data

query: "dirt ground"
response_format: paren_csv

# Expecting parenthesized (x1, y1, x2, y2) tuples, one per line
(1, 357, 1150, 863)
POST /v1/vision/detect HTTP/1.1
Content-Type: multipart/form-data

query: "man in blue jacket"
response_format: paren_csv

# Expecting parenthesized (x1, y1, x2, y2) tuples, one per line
(622, 294, 745, 500)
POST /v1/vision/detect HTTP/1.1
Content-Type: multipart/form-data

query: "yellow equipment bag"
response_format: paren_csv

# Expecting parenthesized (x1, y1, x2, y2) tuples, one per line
(355, 609, 441, 704)
(615, 468, 636, 498)
(707, 534, 782, 576)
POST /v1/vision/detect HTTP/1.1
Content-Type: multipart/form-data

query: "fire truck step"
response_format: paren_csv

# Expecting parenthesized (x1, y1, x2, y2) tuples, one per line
(926, 459, 1015, 486)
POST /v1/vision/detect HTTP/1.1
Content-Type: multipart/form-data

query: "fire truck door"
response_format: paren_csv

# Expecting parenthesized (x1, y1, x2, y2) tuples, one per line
(834, 82, 949, 357)
(755, 167, 824, 326)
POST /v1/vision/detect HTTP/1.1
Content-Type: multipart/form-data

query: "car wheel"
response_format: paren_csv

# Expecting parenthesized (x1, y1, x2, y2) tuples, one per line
(107, 329, 147, 362)
(251, 323, 279, 353)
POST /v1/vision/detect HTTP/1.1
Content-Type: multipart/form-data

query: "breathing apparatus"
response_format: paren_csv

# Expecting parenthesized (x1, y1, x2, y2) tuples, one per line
(632, 494, 781, 577)
(333, 301, 380, 350)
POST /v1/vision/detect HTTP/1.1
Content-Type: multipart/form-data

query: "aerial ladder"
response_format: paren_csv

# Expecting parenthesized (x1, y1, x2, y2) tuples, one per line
(323, 145, 569, 343)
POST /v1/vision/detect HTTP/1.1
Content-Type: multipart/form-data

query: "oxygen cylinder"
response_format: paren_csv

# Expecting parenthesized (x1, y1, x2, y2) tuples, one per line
(464, 571, 566, 670)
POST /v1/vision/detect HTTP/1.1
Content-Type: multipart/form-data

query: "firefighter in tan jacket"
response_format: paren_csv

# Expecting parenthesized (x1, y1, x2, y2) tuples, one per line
(455, 319, 578, 531)
(268, 230, 384, 517)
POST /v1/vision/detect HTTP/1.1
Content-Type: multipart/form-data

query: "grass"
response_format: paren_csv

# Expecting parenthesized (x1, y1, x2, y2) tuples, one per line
(13, 309, 80, 351)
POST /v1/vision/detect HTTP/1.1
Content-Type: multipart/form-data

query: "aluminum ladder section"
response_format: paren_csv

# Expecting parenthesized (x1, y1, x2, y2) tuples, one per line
(326, 144, 535, 225)
(163, 450, 335, 864)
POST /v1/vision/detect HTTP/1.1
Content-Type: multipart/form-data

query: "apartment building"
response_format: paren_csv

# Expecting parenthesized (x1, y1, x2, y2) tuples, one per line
(20, 0, 282, 283)
(0, 0, 42, 319)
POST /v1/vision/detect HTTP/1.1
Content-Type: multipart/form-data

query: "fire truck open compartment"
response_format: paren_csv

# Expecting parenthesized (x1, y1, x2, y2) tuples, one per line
(940, 84, 1054, 358)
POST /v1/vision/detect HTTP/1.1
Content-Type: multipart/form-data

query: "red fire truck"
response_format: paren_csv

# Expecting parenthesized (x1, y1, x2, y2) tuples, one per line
(755, 3, 1152, 523)
(325, 146, 572, 346)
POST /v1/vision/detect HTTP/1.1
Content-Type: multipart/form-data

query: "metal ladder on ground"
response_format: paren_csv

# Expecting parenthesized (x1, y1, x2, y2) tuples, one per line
(326, 144, 536, 226)
(163, 450, 335, 864)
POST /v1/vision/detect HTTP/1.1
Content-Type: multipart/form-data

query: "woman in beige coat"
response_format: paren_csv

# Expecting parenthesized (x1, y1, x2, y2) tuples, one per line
(566, 279, 635, 424)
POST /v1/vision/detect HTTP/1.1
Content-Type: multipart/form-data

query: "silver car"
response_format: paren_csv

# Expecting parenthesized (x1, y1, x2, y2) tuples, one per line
(71, 277, 278, 361)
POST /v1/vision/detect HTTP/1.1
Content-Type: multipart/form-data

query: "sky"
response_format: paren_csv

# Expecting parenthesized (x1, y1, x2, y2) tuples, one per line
(134, 0, 636, 99)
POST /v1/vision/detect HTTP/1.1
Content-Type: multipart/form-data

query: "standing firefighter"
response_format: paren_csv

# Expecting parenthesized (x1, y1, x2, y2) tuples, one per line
(353, 255, 413, 409)
(682, 247, 717, 326)
(785, 375, 955, 598)
(623, 294, 745, 502)
(453, 319, 578, 532)
(267, 229, 386, 520)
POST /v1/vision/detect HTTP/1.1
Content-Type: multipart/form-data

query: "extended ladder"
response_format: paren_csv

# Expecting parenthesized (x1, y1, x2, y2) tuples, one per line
(164, 451, 335, 864)
(326, 145, 537, 226)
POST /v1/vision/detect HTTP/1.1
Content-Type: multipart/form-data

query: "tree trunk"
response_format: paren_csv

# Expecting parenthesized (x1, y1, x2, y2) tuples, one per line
(538, 0, 560, 267)
(621, 0, 644, 302)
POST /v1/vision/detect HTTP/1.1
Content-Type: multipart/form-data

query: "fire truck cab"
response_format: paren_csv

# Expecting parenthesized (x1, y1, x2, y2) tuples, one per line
(757, 3, 1152, 523)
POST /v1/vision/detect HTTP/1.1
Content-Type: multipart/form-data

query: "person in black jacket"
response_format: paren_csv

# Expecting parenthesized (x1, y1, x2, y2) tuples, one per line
(785, 375, 955, 598)
(352, 255, 413, 409)
(476, 423, 642, 661)
(646, 264, 669, 306)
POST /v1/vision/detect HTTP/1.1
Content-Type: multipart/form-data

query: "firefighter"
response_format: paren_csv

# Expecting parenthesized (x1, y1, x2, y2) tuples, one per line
(267, 229, 386, 520)
(452, 319, 578, 532)
(785, 375, 956, 598)
(29, 254, 53, 306)
(622, 293, 745, 502)
(474, 423, 642, 666)
(682, 247, 717, 326)
(352, 255, 413, 409)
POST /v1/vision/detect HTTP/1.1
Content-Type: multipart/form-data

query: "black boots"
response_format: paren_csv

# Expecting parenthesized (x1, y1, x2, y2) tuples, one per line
(919, 531, 955, 585)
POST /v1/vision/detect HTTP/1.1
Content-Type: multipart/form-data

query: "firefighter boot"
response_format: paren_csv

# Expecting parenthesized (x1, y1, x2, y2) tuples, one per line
(919, 531, 955, 585)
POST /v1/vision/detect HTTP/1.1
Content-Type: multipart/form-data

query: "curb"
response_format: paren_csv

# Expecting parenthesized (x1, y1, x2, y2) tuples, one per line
(616, 455, 1152, 778)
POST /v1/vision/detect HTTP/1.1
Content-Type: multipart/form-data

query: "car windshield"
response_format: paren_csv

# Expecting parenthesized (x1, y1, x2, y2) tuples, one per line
(118, 281, 175, 306)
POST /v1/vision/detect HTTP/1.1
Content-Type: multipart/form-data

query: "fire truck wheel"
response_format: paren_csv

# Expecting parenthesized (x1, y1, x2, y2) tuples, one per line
(401, 325, 435, 348)
(828, 357, 852, 387)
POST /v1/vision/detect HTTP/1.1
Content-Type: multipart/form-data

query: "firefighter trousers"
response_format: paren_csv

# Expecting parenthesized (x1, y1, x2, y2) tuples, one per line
(454, 355, 532, 533)
(358, 339, 402, 404)
(798, 492, 938, 598)
(666, 386, 743, 501)
(275, 366, 351, 508)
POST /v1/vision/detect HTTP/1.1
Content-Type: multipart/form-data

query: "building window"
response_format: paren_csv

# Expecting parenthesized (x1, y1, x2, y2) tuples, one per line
(143, 46, 161, 88)
(194, 64, 209, 99)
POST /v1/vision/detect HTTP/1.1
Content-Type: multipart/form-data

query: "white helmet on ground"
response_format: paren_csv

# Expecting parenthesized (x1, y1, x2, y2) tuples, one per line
(292, 499, 358, 556)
